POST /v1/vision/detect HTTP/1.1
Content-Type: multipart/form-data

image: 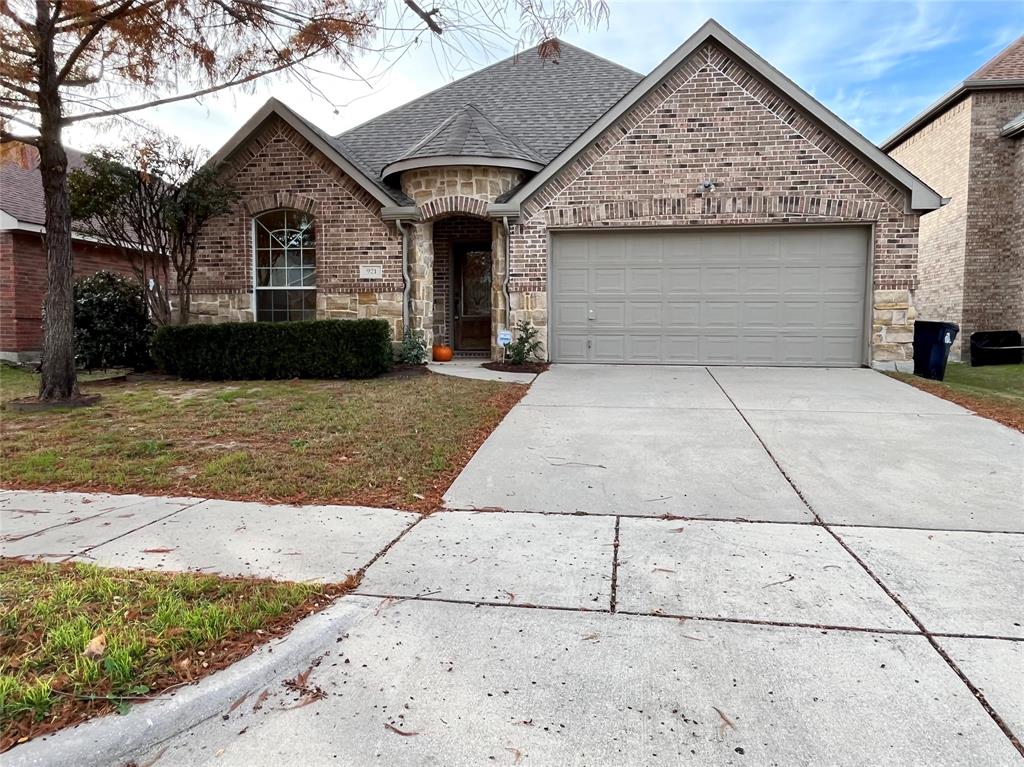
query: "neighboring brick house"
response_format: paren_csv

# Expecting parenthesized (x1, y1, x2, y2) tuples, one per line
(885, 35, 1024, 360)
(195, 19, 941, 368)
(1, 143, 140, 362)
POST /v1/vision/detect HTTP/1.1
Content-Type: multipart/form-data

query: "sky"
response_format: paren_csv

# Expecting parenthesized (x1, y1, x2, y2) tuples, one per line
(65, 0, 1024, 154)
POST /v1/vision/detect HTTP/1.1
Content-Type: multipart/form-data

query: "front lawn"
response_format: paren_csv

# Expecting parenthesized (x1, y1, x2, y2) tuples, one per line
(0, 366, 525, 510)
(0, 559, 347, 750)
(890, 362, 1024, 432)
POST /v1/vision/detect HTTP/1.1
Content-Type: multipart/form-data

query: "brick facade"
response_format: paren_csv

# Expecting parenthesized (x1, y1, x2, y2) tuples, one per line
(192, 115, 405, 338)
(0, 230, 137, 361)
(512, 42, 921, 365)
(890, 90, 1024, 358)
(191, 38, 931, 367)
(888, 100, 972, 358)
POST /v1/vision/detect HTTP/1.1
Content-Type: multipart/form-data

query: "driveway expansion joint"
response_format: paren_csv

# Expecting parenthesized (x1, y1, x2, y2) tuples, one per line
(609, 516, 621, 613)
(707, 366, 1024, 758)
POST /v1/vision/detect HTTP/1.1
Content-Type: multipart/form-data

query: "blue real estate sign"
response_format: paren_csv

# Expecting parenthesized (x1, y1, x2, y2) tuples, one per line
(497, 329, 513, 347)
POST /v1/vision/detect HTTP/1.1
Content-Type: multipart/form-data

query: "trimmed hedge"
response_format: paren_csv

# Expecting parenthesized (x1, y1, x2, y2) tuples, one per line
(150, 319, 393, 380)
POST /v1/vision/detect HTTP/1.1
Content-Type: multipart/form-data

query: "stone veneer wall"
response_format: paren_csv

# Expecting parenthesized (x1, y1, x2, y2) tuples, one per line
(962, 91, 1024, 346)
(1015, 132, 1024, 334)
(399, 167, 525, 353)
(191, 115, 404, 339)
(509, 41, 922, 366)
(888, 100, 972, 359)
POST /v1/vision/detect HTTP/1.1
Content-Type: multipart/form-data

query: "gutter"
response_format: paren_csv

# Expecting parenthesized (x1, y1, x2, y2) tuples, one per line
(395, 219, 411, 336)
(882, 78, 1024, 151)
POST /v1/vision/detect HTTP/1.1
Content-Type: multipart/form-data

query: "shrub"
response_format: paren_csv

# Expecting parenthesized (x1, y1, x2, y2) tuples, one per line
(396, 329, 428, 365)
(506, 320, 543, 365)
(149, 319, 392, 380)
(74, 271, 153, 371)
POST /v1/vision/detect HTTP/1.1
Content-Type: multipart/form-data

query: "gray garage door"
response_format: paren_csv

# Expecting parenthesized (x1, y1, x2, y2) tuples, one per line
(550, 227, 869, 366)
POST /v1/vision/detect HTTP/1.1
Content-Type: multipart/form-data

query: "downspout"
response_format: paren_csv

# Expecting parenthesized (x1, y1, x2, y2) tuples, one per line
(501, 216, 512, 330)
(396, 218, 410, 335)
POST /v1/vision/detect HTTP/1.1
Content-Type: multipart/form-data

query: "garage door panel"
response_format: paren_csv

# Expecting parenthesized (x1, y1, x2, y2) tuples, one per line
(593, 268, 626, 293)
(743, 302, 780, 328)
(665, 336, 701, 362)
(667, 302, 700, 327)
(592, 335, 626, 361)
(555, 334, 589, 362)
(781, 302, 819, 329)
(628, 336, 662, 362)
(782, 266, 821, 293)
(703, 267, 741, 292)
(705, 302, 740, 327)
(556, 301, 589, 326)
(550, 228, 867, 366)
(593, 302, 625, 327)
(555, 268, 588, 293)
(742, 267, 781, 293)
(627, 303, 663, 326)
(628, 268, 663, 293)
(822, 301, 863, 329)
(741, 336, 780, 364)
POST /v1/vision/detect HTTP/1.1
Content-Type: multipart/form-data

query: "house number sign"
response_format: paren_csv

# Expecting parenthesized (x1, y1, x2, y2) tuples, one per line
(359, 265, 383, 279)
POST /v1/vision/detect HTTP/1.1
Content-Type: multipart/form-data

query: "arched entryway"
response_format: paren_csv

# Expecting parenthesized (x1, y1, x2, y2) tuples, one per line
(432, 216, 494, 354)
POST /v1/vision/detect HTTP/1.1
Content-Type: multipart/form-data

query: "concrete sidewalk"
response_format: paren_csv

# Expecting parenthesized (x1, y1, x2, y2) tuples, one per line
(1, 490, 417, 582)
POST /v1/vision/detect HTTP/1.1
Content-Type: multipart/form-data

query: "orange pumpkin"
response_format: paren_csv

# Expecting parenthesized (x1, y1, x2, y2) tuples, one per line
(432, 344, 454, 362)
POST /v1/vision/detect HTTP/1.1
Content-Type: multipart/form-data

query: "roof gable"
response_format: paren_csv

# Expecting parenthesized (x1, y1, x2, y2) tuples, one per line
(503, 19, 942, 213)
(207, 98, 404, 206)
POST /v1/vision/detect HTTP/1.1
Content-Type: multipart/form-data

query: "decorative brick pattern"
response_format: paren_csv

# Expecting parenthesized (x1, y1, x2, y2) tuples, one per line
(193, 115, 404, 322)
(512, 42, 921, 364)
(0, 231, 137, 360)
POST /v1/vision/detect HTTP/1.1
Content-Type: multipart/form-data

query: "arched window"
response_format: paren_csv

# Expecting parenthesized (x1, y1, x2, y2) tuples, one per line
(253, 209, 316, 322)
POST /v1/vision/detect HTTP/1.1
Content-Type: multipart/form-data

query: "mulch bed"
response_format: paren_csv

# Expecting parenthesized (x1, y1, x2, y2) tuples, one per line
(897, 376, 1024, 433)
(1, 565, 359, 752)
(482, 361, 550, 374)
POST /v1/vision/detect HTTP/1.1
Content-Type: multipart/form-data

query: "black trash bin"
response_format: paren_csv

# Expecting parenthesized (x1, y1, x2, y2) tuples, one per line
(913, 320, 959, 381)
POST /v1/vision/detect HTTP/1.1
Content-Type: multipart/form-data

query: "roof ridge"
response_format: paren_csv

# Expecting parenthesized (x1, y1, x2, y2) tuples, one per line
(336, 38, 637, 140)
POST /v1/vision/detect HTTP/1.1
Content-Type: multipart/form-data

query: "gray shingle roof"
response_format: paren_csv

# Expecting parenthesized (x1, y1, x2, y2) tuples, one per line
(336, 40, 642, 194)
(1, 145, 87, 226)
(388, 104, 545, 172)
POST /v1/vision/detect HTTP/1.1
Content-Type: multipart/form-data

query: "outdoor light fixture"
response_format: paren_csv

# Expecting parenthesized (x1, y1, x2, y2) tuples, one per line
(699, 180, 717, 192)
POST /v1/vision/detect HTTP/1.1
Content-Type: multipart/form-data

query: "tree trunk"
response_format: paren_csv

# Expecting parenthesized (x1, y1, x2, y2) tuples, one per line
(176, 272, 191, 325)
(35, 2, 78, 401)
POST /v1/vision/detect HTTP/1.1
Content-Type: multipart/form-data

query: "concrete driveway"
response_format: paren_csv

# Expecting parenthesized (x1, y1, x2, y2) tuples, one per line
(7, 366, 1023, 766)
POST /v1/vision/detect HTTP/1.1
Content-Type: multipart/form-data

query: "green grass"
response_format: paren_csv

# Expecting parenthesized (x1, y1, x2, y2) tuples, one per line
(0, 559, 338, 748)
(889, 362, 1023, 432)
(1, 367, 523, 509)
(939, 362, 1024, 401)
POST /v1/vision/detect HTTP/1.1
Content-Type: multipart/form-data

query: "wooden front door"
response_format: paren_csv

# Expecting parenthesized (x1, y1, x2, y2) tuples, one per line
(454, 245, 492, 351)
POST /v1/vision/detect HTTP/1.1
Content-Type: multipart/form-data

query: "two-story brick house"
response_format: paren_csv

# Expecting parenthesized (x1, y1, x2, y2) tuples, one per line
(191, 19, 942, 368)
(885, 35, 1024, 360)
